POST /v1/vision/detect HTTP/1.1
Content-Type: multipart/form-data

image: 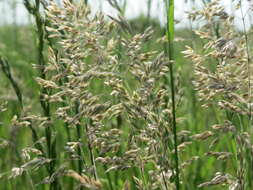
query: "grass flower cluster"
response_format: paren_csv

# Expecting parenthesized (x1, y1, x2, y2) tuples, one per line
(183, 0, 253, 189)
(0, 0, 182, 189)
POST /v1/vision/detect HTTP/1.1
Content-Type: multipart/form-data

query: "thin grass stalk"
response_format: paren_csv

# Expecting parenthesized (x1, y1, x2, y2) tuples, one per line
(0, 57, 23, 109)
(32, 1, 54, 182)
(104, 166, 114, 190)
(139, 165, 148, 190)
(42, 4, 76, 186)
(75, 101, 84, 175)
(187, 1, 199, 134)
(0, 57, 24, 165)
(85, 120, 98, 180)
(59, 86, 72, 142)
(35, 0, 58, 186)
(42, 1, 82, 177)
(28, 122, 46, 155)
(95, 146, 114, 189)
(23, 0, 59, 189)
(161, 171, 169, 189)
(26, 0, 52, 160)
(165, 0, 180, 189)
(239, 1, 252, 188)
(239, 0, 252, 128)
(106, 2, 127, 188)
(42, 1, 87, 185)
(40, 2, 74, 146)
(0, 57, 41, 189)
(0, 56, 49, 189)
(46, 34, 75, 186)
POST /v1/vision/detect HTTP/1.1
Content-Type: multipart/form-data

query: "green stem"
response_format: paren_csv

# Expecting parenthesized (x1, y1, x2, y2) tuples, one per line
(75, 101, 84, 175)
(165, 0, 180, 189)
(24, 0, 59, 189)
(0, 57, 23, 109)
(85, 119, 98, 180)
(239, 0, 252, 188)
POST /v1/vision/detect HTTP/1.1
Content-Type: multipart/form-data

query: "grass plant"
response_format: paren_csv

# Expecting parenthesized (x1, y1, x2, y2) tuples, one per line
(0, 0, 253, 190)
(164, 0, 180, 189)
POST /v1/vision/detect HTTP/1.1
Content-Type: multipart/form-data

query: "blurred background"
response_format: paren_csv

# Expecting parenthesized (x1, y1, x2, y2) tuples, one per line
(0, 0, 252, 27)
(1, 0, 181, 25)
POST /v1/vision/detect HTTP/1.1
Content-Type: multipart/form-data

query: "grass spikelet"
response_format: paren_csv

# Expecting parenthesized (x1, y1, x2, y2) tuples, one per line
(65, 170, 102, 189)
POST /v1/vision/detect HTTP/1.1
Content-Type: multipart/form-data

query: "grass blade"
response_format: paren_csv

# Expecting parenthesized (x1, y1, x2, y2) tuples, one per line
(164, 0, 180, 189)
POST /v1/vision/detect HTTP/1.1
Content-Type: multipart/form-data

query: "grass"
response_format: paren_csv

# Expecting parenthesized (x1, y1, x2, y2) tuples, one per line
(165, 0, 180, 189)
(0, 0, 253, 190)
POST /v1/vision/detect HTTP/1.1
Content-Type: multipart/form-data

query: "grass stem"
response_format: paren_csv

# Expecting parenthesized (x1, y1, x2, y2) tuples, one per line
(165, 0, 180, 189)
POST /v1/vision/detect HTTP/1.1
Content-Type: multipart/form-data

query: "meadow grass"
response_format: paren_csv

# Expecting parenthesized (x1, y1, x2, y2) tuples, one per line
(0, 0, 253, 190)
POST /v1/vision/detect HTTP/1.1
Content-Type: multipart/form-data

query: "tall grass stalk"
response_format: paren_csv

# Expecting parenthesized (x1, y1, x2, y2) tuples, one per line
(239, 0, 252, 188)
(0, 57, 23, 166)
(0, 57, 23, 109)
(239, 0, 252, 127)
(164, 0, 180, 189)
(24, 0, 58, 189)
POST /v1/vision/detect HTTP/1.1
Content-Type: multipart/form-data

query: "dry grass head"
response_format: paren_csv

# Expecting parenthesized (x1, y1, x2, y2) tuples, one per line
(2, 0, 182, 189)
(183, 0, 253, 188)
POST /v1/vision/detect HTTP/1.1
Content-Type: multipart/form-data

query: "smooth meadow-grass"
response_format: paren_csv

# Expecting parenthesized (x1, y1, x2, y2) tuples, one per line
(1, 0, 253, 190)
(0, 0, 183, 189)
(0, 0, 214, 189)
(183, 0, 253, 189)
